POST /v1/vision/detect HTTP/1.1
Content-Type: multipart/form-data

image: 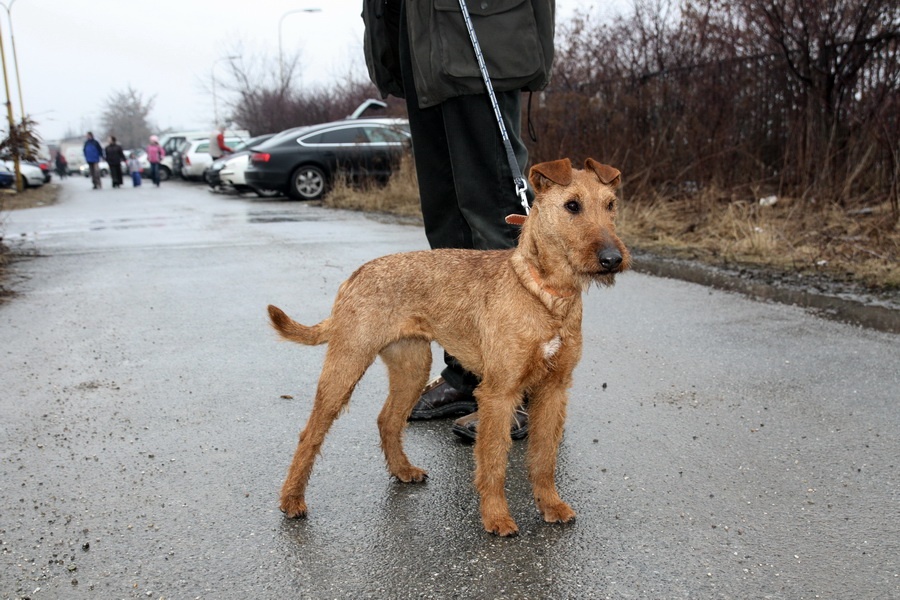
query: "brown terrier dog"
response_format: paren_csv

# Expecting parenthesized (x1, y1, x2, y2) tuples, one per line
(268, 158, 630, 536)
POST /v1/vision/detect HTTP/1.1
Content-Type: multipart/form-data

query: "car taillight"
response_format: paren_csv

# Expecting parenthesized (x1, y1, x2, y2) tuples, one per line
(184, 156, 191, 165)
(251, 152, 271, 163)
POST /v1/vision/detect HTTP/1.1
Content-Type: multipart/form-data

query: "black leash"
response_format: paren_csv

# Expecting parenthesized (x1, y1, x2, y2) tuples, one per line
(456, 0, 530, 215)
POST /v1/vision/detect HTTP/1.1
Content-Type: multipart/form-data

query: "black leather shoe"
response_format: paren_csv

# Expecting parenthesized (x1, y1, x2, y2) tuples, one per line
(408, 377, 478, 420)
(451, 408, 529, 442)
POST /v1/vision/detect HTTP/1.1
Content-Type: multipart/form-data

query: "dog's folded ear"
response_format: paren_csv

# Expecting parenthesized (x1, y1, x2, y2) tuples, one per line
(530, 158, 572, 190)
(585, 158, 621, 188)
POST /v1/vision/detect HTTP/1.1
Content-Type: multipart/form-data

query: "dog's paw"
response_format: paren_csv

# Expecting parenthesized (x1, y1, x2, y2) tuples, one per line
(483, 514, 519, 537)
(540, 501, 576, 524)
(280, 495, 308, 519)
(393, 465, 429, 483)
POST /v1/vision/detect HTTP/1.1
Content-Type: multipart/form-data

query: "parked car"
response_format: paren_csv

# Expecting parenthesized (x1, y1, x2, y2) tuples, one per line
(155, 129, 250, 179)
(244, 118, 410, 200)
(35, 158, 52, 183)
(180, 136, 247, 181)
(0, 162, 14, 188)
(205, 134, 276, 194)
(2, 160, 45, 188)
(347, 98, 387, 119)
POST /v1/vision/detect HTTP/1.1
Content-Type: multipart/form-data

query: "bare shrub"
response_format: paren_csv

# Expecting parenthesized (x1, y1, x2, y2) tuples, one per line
(533, 0, 899, 225)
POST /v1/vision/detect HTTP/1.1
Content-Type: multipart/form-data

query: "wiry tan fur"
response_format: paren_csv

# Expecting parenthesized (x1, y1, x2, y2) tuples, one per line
(268, 158, 630, 536)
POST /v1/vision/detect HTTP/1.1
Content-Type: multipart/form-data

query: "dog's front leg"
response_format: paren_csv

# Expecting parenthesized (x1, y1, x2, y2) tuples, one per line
(473, 387, 519, 536)
(526, 380, 576, 525)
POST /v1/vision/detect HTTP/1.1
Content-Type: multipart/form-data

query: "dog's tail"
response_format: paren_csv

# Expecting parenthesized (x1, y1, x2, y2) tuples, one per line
(267, 305, 331, 346)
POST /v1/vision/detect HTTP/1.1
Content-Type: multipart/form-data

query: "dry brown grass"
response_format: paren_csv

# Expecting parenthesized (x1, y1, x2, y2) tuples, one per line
(325, 155, 899, 293)
(324, 155, 422, 219)
(0, 182, 60, 212)
(618, 187, 900, 291)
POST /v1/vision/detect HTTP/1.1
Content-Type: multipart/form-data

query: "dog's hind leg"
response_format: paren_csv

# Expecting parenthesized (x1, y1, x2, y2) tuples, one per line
(377, 338, 431, 483)
(279, 340, 376, 518)
(526, 381, 576, 525)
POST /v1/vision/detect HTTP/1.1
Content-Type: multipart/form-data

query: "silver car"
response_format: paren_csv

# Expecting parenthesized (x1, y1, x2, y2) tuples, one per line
(3, 160, 45, 188)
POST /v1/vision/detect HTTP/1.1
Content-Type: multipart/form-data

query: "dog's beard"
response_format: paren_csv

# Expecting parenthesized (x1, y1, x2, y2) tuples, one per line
(589, 272, 618, 288)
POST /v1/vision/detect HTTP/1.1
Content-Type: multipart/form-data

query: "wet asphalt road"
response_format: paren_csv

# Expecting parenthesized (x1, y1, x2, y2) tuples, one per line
(1, 178, 898, 599)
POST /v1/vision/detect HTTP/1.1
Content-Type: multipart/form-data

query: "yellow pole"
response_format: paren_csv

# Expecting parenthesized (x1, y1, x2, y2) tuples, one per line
(0, 20, 20, 192)
(5, 1, 25, 122)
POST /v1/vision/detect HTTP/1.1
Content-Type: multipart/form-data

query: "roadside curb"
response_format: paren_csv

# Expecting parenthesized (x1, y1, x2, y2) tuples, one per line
(631, 250, 900, 334)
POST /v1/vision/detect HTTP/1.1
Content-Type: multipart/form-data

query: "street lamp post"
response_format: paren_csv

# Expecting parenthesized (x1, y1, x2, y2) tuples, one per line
(278, 8, 321, 86)
(212, 55, 238, 127)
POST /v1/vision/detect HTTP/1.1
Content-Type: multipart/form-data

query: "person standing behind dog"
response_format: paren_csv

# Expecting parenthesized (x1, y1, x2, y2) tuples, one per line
(83, 132, 104, 190)
(362, 0, 555, 440)
(105, 136, 126, 188)
(146, 135, 166, 187)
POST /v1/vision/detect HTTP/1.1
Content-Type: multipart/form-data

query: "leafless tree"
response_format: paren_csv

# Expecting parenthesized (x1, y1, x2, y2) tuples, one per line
(100, 86, 156, 149)
(217, 48, 396, 136)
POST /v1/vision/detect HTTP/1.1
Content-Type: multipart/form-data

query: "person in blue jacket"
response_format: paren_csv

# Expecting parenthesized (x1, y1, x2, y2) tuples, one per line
(83, 132, 105, 190)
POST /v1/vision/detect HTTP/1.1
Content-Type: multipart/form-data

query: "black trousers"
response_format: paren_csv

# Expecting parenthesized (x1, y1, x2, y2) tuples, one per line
(109, 163, 124, 187)
(396, 0, 529, 394)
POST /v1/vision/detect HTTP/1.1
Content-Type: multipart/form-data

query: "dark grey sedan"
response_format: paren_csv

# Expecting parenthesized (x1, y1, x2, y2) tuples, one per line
(244, 118, 410, 200)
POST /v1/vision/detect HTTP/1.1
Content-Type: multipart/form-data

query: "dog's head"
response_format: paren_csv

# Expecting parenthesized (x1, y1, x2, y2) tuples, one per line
(525, 158, 631, 288)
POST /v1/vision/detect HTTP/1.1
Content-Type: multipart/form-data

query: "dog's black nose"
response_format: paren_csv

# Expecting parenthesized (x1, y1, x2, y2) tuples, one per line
(598, 248, 623, 271)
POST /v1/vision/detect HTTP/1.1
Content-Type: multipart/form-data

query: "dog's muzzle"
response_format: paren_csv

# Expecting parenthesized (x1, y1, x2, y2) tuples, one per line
(598, 247, 624, 273)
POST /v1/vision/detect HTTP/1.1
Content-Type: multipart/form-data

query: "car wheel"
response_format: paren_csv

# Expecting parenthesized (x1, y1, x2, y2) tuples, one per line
(159, 167, 171, 182)
(101, 169, 109, 177)
(289, 165, 326, 200)
(254, 188, 281, 198)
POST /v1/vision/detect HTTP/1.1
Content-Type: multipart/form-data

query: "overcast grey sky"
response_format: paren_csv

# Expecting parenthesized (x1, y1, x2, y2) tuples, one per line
(4, 0, 625, 144)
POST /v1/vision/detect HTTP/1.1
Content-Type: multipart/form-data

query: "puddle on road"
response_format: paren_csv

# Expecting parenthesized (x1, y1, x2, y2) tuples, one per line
(10, 209, 330, 243)
(246, 211, 322, 224)
(79, 209, 325, 231)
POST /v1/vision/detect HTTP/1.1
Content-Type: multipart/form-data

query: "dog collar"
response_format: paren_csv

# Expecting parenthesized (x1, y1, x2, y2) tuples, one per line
(528, 263, 575, 298)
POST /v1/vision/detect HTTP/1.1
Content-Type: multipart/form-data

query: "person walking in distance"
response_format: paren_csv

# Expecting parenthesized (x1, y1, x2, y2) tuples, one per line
(362, 0, 555, 441)
(83, 132, 104, 190)
(209, 124, 232, 160)
(127, 152, 142, 187)
(54, 151, 68, 179)
(105, 136, 126, 188)
(146, 135, 166, 187)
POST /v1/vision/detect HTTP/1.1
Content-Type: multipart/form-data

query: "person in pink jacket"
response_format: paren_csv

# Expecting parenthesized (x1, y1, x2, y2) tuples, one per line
(146, 135, 166, 187)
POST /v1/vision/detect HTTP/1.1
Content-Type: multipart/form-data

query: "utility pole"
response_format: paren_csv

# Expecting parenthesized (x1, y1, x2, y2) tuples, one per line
(0, 20, 21, 192)
(0, 0, 23, 123)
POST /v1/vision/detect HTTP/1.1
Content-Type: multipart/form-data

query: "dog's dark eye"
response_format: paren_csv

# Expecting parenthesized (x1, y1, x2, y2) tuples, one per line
(564, 200, 581, 214)
(607, 199, 616, 211)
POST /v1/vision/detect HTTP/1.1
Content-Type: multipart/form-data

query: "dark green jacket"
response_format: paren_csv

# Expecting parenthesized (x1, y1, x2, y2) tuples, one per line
(363, 0, 555, 108)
